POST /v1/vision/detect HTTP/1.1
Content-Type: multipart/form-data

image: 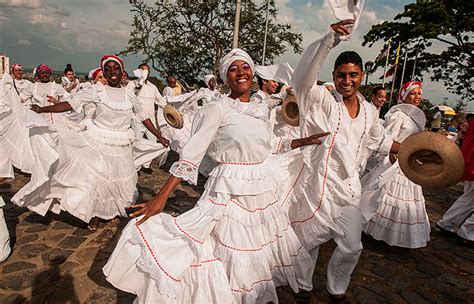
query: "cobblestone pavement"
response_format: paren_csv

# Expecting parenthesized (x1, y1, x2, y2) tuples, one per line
(0, 153, 473, 303)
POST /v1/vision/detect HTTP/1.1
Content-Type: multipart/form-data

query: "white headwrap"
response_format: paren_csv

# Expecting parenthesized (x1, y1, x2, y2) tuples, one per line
(219, 48, 254, 84)
(398, 81, 422, 103)
(254, 63, 294, 86)
(204, 74, 215, 88)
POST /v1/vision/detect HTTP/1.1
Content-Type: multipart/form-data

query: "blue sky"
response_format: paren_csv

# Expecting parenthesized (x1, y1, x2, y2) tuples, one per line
(0, 0, 471, 110)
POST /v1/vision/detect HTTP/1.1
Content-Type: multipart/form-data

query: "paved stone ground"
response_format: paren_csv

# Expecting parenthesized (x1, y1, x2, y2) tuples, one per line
(0, 152, 473, 303)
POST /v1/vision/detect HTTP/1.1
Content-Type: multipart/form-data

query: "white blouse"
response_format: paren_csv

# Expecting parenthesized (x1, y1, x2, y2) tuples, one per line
(170, 96, 292, 189)
(67, 83, 149, 146)
(383, 104, 426, 143)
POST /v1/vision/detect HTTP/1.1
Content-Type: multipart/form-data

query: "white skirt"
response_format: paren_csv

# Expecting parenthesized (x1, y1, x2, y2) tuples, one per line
(13, 124, 139, 223)
(362, 160, 430, 248)
(103, 162, 314, 303)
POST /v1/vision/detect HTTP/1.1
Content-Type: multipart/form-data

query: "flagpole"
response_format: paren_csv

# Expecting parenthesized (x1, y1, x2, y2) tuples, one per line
(388, 41, 401, 107)
(382, 40, 391, 87)
(388, 64, 398, 108)
(232, 0, 242, 48)
(399, 50, 408, 90)
(261, 0, 271, 65)
(411, 47, 419, 80)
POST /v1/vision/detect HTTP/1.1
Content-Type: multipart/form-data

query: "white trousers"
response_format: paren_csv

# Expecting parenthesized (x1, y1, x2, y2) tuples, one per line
(0, 198, 11, 262)
(437, 181, 474, 241)
(133, 118, 158, 169)
(310, 206, 363, 295)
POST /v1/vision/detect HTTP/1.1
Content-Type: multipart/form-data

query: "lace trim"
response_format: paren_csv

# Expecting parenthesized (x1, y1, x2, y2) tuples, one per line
(95, 84, 133, 112)
(169, 160, 199, 185)
(271, 137, 293, 154)
(220, 97, 269, 121)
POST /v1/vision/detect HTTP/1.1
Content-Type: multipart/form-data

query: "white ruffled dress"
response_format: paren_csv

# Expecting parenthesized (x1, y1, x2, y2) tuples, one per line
(12, 83, 164, 223)
(103, 97, 314, 303)
(0, 73, 35, 175)
(361, 104, 430, 248)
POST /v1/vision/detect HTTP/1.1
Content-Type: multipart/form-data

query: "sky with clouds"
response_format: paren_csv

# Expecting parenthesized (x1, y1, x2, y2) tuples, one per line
(0, 0, 471, 110)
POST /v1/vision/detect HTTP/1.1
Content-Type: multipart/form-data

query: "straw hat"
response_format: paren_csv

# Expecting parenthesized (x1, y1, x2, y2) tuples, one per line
(398, 131, 465, 188)
(281, 95, 299, 127)
(163, 105, 184, 129)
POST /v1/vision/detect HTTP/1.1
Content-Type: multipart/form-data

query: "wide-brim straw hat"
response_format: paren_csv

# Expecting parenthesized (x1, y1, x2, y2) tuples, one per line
(281, 95, 299, 127)
(398, 131, 465, 188)
(163, 104, 184, 129)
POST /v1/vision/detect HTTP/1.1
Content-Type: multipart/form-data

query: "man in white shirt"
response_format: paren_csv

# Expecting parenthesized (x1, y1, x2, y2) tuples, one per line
(288, 19, 400, 302)
(128, 63, 167, 172)
(162, 75, 182, 97)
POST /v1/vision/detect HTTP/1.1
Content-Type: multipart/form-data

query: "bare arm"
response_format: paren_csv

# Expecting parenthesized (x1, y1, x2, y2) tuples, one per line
(130, 175, 182, 225)
(291, 132, 331, 149)
(30, 102, 72, 113)
(141, 118, 170, 147)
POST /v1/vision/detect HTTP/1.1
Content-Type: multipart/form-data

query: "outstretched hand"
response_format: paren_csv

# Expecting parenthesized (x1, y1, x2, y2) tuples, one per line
(330, 19, 354, 36)
(304, 132, 331, 145)
(130, 194, 167, 225)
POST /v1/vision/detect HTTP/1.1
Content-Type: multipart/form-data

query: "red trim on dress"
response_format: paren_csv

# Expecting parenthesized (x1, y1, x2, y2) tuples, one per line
(135, 222, 182, 282)
(217, 226, 290, 252)
(385, 193, 423, 202)
(173, 218, 204, 244)
(281, 163, 305, 206)
(374, 213, 426, 225)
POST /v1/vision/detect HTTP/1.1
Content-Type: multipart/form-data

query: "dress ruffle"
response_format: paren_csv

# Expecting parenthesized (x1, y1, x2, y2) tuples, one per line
(363, 161, 430, 248)
(104, 190, 314, 303)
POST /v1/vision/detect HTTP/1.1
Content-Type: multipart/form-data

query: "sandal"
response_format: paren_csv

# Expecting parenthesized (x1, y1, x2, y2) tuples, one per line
(87, 217, 99, 232)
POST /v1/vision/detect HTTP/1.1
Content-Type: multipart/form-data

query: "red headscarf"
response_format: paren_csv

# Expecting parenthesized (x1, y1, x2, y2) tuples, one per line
(398, 81, 422, 103)
(11, 64, 23, 73)
(37, 64, 52, 74)
(91, 68, 102, 81)
(101, 55, 124, 72)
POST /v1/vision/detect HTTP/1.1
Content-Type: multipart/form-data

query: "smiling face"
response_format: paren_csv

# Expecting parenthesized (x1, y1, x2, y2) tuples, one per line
(403, 87, 422, 107)
(103, 60, 123, 87)
(208, 77, 216, 90)
(263, 79, 278, 95)
(95, 71, 107, 85)
(333, 63, 364, 100)
(226, 60, 253, 100)
(38, 69, 51, 83)
(12, 67, 23, 80)
(372, 89, 387, 108)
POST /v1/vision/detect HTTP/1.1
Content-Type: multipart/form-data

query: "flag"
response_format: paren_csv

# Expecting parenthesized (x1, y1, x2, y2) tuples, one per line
(380, 64, 396, 79)
(374, 46, 389, 67)
(394, 42, 401, 65)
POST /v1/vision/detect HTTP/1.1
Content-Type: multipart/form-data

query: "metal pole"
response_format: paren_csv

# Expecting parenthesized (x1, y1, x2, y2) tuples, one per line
(261, 0, 271, 65)
(232, 0, 242, 49)
(388, 64, 398, 108)
(382, 40, 391, 87)
(399, 50, 408, 90)
(411, 47, 419, 80)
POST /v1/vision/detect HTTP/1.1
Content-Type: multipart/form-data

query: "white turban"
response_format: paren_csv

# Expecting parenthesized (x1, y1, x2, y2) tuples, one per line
(254, 63, 294, 86)
(219, 48, 254, 84)
(203, 74, 215, 88)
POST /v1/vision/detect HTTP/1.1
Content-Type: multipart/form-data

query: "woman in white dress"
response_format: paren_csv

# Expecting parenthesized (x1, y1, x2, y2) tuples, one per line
(361, 81, 430, 248)
(103, 49, 329, 303)
(61, 63, 80, 94)
(12, 56, 170, 232)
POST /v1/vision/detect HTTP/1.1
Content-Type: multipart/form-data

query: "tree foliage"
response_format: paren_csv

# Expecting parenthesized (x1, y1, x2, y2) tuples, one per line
(122, 0, 302, 86)
(363, 0, 474, 101)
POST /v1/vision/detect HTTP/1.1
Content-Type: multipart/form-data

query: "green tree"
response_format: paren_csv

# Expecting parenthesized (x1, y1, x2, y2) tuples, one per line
(122, 0, 302, 86)
(362, 0, 473, 101)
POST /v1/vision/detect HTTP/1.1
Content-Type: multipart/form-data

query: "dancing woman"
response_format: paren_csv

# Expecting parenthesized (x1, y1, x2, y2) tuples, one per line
(362, 81, 430, 248)
(13, 56, 169, 231)
(103, 49, 329, 303)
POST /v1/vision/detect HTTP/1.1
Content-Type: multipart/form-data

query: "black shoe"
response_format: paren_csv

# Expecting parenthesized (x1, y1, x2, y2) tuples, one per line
(329, 294, 350, 304)
(294, 291, 311, 304)
(141, 167, 153, 174)
(436, 222, 455, 235)
(456, 235, 474, 248)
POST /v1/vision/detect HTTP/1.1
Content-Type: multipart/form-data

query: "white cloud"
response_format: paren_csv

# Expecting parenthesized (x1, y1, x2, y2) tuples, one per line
(16, 39, 31, 47)
(0, 0, 41, 9)
(30, 14, 55, 25)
